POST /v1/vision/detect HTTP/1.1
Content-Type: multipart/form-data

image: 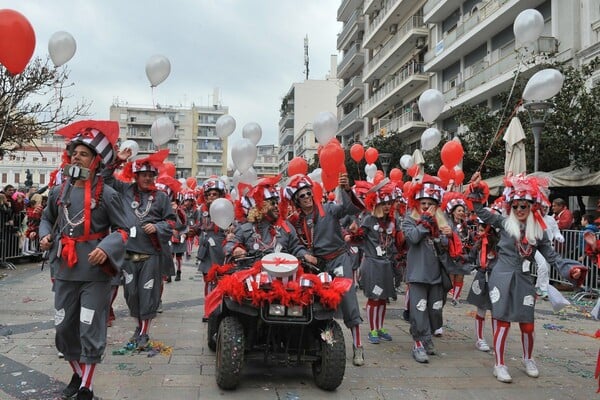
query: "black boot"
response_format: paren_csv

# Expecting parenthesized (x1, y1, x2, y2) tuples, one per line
(175, 270, 181, 281)
(76, 387, 94, 400)
(62, 373, 81, 398)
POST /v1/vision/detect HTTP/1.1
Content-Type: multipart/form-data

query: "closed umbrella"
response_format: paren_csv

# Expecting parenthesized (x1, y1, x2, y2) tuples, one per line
(503, 116, 528, 175)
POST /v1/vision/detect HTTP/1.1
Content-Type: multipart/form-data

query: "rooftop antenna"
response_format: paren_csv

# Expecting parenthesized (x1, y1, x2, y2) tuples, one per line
(304, 35, 309, 80)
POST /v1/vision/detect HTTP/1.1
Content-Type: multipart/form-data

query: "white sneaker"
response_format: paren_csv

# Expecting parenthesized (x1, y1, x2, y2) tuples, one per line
(433, 327, 443, 337)
(493, 365, 512, 383)
(352, 346, 364, 366)
(522, 358, 539, 378)
(475, 339, 490, 352)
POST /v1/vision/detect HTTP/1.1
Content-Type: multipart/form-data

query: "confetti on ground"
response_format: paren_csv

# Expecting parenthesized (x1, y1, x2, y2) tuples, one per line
(542, 323, 599, 339)
(112, 340, 172, 357)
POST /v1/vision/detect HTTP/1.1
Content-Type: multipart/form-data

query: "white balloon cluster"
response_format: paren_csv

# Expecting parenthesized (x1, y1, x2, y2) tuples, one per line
(364, 163, 377, 182)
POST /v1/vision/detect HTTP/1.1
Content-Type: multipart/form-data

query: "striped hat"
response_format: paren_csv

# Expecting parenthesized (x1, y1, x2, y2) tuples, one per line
(57, 120, 119, 167)
(132, 149, 170, 175)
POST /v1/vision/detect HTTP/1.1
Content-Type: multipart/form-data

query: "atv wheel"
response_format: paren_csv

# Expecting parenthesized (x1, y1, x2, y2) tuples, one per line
(215, 316, 245, 390)
(312, 320, 346, 390)
(207, 313, 218, 351)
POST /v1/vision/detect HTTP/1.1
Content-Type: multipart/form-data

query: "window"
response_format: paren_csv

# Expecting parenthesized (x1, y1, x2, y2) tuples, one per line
(14, 173, 20, 183)
(1, 173, 6, 183)
(40, 174, 45, 184)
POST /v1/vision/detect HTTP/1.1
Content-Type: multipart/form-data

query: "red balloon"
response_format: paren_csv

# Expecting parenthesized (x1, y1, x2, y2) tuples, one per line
(350, 143, 364, 163)
(319, 139, 345, 177)
(321, 169, 338, 192)
(186, 177, 197, 189)
(364, 147, 379, 164)
(0, 10, 36, 75)
(162, 162, 176, 178)
(288, 156, 308, 176)
(454, 167, 465, 185)
(373, 170, 385, 184)
(437, 165, 455, 187)
(407, 164, 419, 178)
(389, 168, 403, 182)
(440, 141, 464, 169)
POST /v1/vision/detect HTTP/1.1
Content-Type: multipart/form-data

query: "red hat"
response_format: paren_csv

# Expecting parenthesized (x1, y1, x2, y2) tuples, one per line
(132, 149, 170, 174)
(57, 120, 119, 166)
(365, 182, 396, 211)
(441, 191, 471, 214)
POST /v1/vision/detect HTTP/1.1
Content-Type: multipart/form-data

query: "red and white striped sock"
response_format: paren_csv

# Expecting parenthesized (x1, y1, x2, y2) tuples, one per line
(366, 299, 377, 331)
(493, 319, 511, 366)
(140, 319, 151, 335)
(475, 312, 485, 341)
(68, 360, 82, 376)
(79, 363, 96, 391)
(519, 322, 535, 359)
(377, 299, 387, 330)
(453, 282, 463, 300)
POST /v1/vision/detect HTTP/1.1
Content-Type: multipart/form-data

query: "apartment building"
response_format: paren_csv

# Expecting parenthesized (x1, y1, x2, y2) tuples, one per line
(254, 144, 280, 177)
(0, 140, 63, 189)
(110, 98, 229, 181)
(278, 57, 341, 176)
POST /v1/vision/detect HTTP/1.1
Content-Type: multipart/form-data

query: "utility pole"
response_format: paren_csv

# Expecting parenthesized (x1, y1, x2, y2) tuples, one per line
(304, 35, 309, 80)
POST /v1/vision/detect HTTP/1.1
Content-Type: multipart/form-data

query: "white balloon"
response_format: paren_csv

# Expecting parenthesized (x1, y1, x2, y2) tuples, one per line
(48, 31, 76, 67)
(242, 122, 262, 145)
(420, 128, 442, 151)
(418, 89, 445, 123)
(307, 168, 322, 183)
(313, 111, 338, 144)
(216, 115, 236, 138)
(513, 9, 544, 47)
(523, 69, 564, 101)
(365, 163, 377, 179)
(120, 140, 139, 159)
(399, 154, 414, 170)
(231, 139, 257, 174)
(239, 167, 257, 185)
(145, 55, 171, 87)
(150, 117, 175, 146)
(209, 198, 234, 229)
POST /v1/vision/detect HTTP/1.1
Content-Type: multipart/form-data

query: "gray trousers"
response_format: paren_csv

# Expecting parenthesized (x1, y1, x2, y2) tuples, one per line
(54, 279, 111, 364)
(408, 282, 444, 342)
(325, 252, 363, 329)
(122, 257, 161, 320)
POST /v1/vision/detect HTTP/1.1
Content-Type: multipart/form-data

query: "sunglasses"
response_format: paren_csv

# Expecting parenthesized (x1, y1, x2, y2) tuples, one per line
(297, 191, 312, 199)
(512, 204, 530, 210)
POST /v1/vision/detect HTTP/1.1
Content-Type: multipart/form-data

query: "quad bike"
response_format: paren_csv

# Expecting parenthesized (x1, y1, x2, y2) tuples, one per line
(204, 252, 351, 391)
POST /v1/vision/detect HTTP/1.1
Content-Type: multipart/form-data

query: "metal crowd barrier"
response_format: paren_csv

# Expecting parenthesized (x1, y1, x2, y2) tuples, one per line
(536, 229, 600, 299)
(1, 210, 42, 270)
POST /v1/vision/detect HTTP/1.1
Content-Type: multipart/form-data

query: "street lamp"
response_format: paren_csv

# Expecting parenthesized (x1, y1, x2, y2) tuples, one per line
(379, 152, 392, 176)
(523, 101, 553, 172)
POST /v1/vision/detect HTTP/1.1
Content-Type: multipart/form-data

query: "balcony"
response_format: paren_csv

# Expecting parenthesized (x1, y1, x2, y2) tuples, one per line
(337, 42, 364, 79)
(337, 9, 364, 50)
(424, 0, 544, 71)
(279, 112, 294, 129)
(363, 15, 427, 82)
(337, 75, 364, 106)
(368, 110, 427, 138)
(279, 127, 294, 146)
(362, 63, 428, 118)
(337, 106, 363, 137)
(363, 0, 423, 49)
(337, 0, 362, 22)
(441, 37, 558, 107)
(423, 0, 462, 24)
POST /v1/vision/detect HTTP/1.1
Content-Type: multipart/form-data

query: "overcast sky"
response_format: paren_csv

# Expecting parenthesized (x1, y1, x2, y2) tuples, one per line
(3, 0, 341, 146)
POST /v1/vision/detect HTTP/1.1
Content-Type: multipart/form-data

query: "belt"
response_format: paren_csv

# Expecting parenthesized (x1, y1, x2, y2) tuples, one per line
(125, 252, 151, 262)
(317, 247, 347, 262)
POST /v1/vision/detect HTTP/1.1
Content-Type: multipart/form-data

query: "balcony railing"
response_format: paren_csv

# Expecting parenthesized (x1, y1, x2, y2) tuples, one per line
(337, 75, 364, 105)
(337, 9, 362, 49)
(338, 42, 363, 73)
(363, 63, 426, 113)
(364, 15, 425, 77)
(338, 106, 363, 130)
(368, 110, 425, 136)
(364, 0, 401, 40)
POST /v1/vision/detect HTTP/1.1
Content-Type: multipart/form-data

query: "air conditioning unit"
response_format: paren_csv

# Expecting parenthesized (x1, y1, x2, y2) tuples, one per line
(416, 37, 426, 49)
(372, 79, 380, 88)
(389, 24, 398, 34)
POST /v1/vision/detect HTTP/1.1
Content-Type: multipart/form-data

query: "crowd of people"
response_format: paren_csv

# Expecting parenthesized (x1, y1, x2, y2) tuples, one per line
(1, 119, 598, 399)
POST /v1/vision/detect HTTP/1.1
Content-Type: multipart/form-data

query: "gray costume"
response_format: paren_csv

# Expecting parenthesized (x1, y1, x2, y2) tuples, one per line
(474, 203, 582, 322)
(195, 207, 227, 274)
(102, 173, 175, 320)
(401, 214, 447, 343)
(358, 214, 397, 300)
(288, 189, 363, 329)
(40, 177, 128, 364)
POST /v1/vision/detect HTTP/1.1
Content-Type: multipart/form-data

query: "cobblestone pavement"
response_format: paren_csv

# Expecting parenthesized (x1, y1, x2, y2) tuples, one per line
(0, 258, 598, 400)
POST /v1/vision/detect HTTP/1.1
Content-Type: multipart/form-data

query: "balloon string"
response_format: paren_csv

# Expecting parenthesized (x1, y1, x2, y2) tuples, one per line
(357, 164, 361, 181)
(0, 74, 17, 146)
(151, 86, 156, 107)
(475, 51, 526, 174)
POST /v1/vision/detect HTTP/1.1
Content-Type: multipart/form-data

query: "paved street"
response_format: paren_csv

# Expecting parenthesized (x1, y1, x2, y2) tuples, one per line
(0, 258, 598, 400)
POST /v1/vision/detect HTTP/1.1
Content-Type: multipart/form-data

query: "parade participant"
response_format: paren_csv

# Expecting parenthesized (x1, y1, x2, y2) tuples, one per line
(441, 192, 472, 306)
(226, 175, 314, 264)
(533, 201, 564, 299)
(402, 176, 455, 363)
(103, 147, 175, 349)
(284, 173, 365, 367)
(181, 192, 199, 259)
(466, 216, 500, 352)
(39, 120, 128, 400)
(357, 182, 399, 345)
(170, 198, 187, 282)
(194, 176, 230, 320)
(467, 172, 587, 383)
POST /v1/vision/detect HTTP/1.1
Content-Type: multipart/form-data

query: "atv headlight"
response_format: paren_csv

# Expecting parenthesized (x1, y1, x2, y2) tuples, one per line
(287, 305, 304, 317)
(268, 304, 285, 316)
